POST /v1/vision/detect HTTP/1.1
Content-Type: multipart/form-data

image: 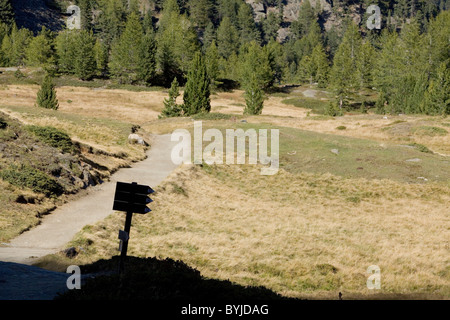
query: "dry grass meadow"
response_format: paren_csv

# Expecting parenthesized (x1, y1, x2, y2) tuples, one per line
(1, 79, 449, 299)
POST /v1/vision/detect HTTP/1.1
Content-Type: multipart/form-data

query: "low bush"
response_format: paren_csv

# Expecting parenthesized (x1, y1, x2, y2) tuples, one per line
(26, 125, 75, 154)
(0, 117, 7, 129)
(0, 164, 63, 196)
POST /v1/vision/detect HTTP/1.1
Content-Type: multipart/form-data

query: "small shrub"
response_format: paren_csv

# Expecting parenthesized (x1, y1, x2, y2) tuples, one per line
(0, 117, 7, 129)
(325, 101, 344, 117)
(36, 74, 59, 110)
(0, 164, 64, 196)
(412, 126, 448, 137)
(26, 125, 75, 154)
(14, 69, 25, 79)
(336, 126, 347, 130)
(170, 183, 188, 197)
(408, 143, 433, 154)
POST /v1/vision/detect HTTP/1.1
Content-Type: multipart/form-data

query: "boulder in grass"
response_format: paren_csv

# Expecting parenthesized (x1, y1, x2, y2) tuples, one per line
(128, 134, 146, 146)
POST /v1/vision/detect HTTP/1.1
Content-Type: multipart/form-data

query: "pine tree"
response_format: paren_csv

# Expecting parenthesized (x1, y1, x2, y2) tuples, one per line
(291, 0, 317, 39)
(205, 40, 219, 87)
(265, 40, 284, 85)
(217, 0, 240, 26)
(96, 0, 127, 45)
(109, 12, 145, 83)
(311, 43, 330, 87)
(36, 74, 59, 110)
(0, 0, 14, 27)
(25, 27, 54, 68)
(216, 16, 239, 59)
(183, 52, 211, 115)
(237, 2, 260, 47)
(55, 30, 78, 74)
(94, 38, 108, 77)
(330, 22, 361, 108)
(202, 21, 216, 51)
(262, 11, 281, 43)
(0, 22, 8, 66)
(189, 0, 213, 29)
(156, 0, 199, 84)
(138, 30, 157, 84)
(160, 77, 182, 117)
(74, 30, 96, 80)
(244, 73, 265, 115)
(357, 41, 376, 88)
(298, 54, 315, 84)
(1, 25, 32, 67)
(239, 41, 274, 91)
(76, 0, 93, 31)
(422, 61, 449, 115)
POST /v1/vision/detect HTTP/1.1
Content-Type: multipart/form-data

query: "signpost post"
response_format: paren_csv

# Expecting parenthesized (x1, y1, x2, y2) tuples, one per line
(113, 181, 154, 274)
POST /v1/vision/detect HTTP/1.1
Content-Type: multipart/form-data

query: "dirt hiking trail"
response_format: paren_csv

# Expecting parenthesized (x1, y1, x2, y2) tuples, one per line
(0, 134, 179, 265)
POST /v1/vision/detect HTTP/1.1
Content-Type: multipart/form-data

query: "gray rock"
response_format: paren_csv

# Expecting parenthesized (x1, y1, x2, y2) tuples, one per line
(406, 158, 421, 162)
(331, 149, 339, 155)
(128, 133, 146, 145)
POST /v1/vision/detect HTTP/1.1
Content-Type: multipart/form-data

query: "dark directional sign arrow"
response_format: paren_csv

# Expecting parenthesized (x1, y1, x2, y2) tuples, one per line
(113, 181, 154, 273)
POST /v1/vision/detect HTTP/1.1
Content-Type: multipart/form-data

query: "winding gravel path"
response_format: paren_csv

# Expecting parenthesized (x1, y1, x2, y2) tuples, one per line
(0, 134, 179, 299)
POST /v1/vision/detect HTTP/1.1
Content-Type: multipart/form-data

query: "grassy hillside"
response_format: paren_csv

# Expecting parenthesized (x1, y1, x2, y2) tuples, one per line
(42, 162, 450, 299)
(34, 121, 450, 299)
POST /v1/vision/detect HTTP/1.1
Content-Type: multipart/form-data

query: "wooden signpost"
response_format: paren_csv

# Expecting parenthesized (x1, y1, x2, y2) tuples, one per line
(113, 181, 154, 274)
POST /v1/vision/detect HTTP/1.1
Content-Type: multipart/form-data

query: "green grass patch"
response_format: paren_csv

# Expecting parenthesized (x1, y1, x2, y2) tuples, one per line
(412, 126, 448, 137)
(281, 97, 329, 114)
(191, 112, 236, 121)
(191, 121, 450, 184)
(277, 125, 450, 183)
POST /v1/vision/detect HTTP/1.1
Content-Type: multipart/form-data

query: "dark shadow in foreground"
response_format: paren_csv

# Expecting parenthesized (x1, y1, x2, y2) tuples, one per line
(56, 256, 299, 301)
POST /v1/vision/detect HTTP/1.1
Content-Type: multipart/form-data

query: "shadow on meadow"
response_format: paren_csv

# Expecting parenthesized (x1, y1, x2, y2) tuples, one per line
(57, 256, 298, 301)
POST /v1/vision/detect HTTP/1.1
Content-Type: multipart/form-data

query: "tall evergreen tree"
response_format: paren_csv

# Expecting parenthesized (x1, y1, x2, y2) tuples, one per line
(96, 0, 127, 45)
(76, 0, 93, 31)
(1, 25, 32, 66)
(205, 40, 219, 87)
(157, 0, 199, 85)
(189, 0, 213, 29)
(74, 30, 97, 80)
(330, 22, 362, 108)
(36, 74, 59, 110)
(0, 0, 14, 27)
(239, 41, 274, 90)
(422, 60, 449, 115)
(138, 30, 157, 84)
(217, 0, 240, 26)
(237, 2, 260, 46)
(109, 12, 147, 83)
(202, 21, 216, 51)
(356, 40, 376, 88)
(291, 0, 317, 39)
(216, 16, 239, 59)
(183, 52, 211, 115)
(25, 27, 54, 68)
(55, 30, 78, 74)
(262, 11, 281, 43)
(93, 38, 108, 77)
